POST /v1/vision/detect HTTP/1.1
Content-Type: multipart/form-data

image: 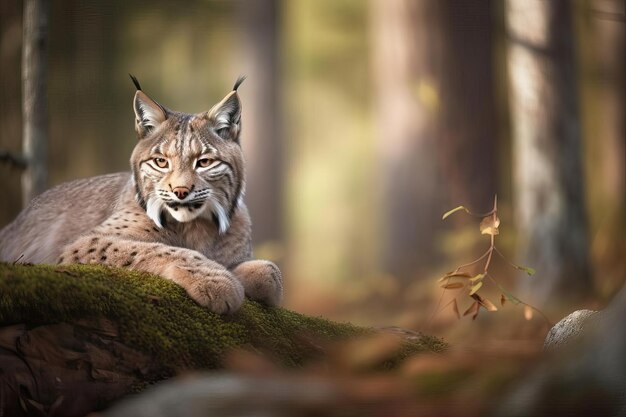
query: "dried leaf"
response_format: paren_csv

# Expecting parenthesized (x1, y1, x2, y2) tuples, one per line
(451, 299, 460, 320)
(471, 293, 497, 312)
(524, 305, 533, 321)
(479, 215, 500, 236)
(437, 272, 472, 282)
(469, 281, 483, 295)
(441, 282, 464, 290)
(469, 273, 485, 283)
(500, 294, 507, 306)
(442, 205, 470, 220)
(463, 301, 479, 317)
(482, 299, 498, 312)
(496, 284, 522, 305)
(446, 271, 472, 278)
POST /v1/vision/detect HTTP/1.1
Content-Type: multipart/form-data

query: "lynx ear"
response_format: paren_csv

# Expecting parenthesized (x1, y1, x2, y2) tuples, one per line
(130, 75, 167, 139)
(206, 76, 245, 141)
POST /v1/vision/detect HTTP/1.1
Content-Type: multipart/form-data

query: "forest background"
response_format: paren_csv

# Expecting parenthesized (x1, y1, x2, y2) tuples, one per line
(0, 0, 623, 345)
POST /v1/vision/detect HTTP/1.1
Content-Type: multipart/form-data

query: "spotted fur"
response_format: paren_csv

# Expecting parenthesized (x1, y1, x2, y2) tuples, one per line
(0, 78, 283, 314)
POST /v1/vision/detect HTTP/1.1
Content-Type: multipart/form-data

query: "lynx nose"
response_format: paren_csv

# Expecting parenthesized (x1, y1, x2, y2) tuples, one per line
(172, 187, 190, 200)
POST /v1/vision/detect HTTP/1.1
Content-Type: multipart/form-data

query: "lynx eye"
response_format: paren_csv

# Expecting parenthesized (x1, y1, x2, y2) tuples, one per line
(196, 158, 220, 169)
(153, 157, 169, 169)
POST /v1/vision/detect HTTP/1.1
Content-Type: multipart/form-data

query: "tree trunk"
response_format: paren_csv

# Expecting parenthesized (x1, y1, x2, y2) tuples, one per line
(588, 0, 625, 207)
(437, 0, 498, 213)
(505, 0, 592, 305)
(21, 0, 49, 206)
(0, 1, 24, 225)
(238, 0, 283, 249)
(585, 0, 625, 290)
(370, 0, 443, 282)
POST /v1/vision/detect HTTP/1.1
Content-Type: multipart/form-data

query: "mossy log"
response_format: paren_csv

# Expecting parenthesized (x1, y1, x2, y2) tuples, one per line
(0, 263, 444, 416)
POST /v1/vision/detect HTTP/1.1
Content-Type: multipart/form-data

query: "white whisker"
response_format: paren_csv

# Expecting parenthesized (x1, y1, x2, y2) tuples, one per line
(146, 195, 165, 228)
(207, 198, 230, 234)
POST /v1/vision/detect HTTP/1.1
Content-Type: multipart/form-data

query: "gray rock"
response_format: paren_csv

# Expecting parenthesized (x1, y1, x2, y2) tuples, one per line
(99, 373, 339, 417)
(494, 286, 626, 417)
(543, 309, 597, 351)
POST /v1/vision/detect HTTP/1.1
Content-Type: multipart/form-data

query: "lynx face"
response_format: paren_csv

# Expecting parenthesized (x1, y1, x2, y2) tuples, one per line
(130, 77, 245, 233)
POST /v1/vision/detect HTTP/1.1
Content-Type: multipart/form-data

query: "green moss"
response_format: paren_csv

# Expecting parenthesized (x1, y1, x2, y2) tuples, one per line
(380, 336, 448, 370)
(0, 262, 443, 372)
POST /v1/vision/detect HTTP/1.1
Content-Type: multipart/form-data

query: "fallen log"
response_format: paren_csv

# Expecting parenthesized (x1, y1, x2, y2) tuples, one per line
(0, 263, 445, 416)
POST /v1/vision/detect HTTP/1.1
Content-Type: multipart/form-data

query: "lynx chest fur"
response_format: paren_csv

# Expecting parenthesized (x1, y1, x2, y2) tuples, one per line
(0, 77, 282, 314)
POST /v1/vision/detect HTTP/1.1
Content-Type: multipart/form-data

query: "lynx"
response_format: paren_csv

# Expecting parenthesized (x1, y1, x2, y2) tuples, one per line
(0, 76, 283, 314)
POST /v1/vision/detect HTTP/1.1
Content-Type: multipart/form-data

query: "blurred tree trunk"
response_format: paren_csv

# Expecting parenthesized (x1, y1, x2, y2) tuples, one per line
(586, 0, 625, 290)
(0, 2, 24, 224)
(238, 0, 283, 250)
(505, 0, 592, 305)
(21, 0, 49, 206)
(437, 0, 498, 213)
(588, 0, 624, 206)
(371, 0, 443, 282)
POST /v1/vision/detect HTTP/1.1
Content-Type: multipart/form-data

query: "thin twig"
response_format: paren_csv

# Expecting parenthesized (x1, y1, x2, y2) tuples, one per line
(427, 275, 466, 329)
(463, 208, 497, 218)
(482, 196, 498, 273)
(435, 194, 551, 325)
(427, 276, 450, 330)
(483, 241, 494, 273)
(493, 246, 518, 269)
(486, 273, 552, 326)
(452, 249, 491, 273)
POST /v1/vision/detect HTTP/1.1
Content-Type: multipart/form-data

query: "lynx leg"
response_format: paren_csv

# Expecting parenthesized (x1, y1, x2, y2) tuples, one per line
(58, 234, 244, 314)
(232, 260, 283, 306)
(162, 263, 244, 314)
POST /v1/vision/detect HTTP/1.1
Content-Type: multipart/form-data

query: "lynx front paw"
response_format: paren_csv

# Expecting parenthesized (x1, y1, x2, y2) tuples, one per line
(232, 260, 283, 306)
(164, 265, 244, 314)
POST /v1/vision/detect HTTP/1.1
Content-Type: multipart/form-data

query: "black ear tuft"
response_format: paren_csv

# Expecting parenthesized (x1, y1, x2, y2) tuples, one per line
(129, 74, 142, 91)
(232, 75, 246, 92)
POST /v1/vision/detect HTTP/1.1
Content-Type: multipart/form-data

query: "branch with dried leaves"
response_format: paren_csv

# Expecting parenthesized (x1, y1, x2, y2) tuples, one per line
(435, 196, 549, 324)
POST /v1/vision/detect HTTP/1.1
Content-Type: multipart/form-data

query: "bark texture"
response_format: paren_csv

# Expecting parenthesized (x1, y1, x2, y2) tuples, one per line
(438, 0, 498, 212)
(370, 0, 443, 281)
(21, 0, 49, 206)
(505, 0, 592, 305)
(238, 0, 283, 247)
